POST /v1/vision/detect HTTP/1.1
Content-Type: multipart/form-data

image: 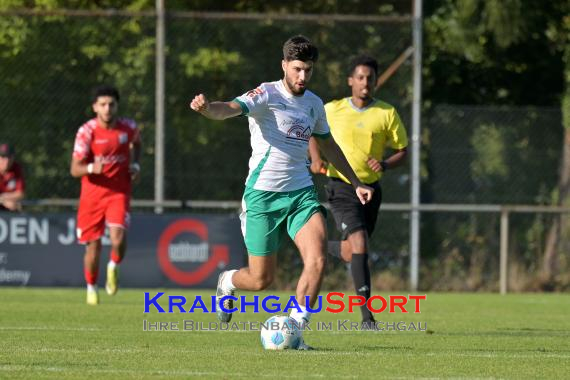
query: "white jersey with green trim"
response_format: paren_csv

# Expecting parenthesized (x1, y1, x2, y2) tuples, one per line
(234, 80, 330, 192)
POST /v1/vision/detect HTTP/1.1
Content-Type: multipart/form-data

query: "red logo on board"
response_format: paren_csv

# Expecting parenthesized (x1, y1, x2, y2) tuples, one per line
(157, 219, 229, 285)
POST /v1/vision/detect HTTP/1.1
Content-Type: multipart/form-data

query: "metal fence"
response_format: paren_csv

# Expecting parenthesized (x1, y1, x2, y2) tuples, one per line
(426, 105, 562, 204)
(1, 8, 568, 291)
(0, 9, 413, 201)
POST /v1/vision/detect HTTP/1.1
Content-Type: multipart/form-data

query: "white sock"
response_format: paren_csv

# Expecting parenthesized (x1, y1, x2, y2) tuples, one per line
(108, 261, 118, 270)
(87, 284, 98, 292)
(290, 303, 311, 326)
(222, 269, 238, 291)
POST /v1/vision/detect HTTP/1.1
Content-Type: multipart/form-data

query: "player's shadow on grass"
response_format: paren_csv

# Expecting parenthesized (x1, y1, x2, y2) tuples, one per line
(288, 346, 413, 353)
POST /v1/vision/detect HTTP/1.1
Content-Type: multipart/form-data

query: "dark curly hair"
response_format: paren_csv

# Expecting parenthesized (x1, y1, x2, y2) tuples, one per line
(282, 35, 319, 62)
(347, 54, 378, 77)
(92, 85, 120, 103)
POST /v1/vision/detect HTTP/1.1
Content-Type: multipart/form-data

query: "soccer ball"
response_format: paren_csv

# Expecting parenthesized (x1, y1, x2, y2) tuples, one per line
(260, 315, 301, 350)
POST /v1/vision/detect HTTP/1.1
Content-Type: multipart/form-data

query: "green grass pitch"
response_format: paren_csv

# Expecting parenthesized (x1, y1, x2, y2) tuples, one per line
(1, 288, 569, 379)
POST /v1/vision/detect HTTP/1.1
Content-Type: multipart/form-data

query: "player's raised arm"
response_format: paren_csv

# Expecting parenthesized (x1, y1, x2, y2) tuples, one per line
(315, 135, 374, 205)
(189, 94, 242, 120)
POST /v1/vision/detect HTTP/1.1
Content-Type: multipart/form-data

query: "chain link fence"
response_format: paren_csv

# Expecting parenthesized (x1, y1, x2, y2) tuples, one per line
(1, 9, 567, 290)
(0, 10, 412, 201)
(426, 105, 562, 204)
(0, 12, 156, 199)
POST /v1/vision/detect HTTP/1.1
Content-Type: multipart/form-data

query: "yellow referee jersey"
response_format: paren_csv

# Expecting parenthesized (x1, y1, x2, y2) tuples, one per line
(325, 97, 408, 184)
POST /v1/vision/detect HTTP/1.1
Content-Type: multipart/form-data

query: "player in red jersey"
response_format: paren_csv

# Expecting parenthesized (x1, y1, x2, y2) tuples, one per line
(0, 143, 25, 212)
(70, 85, 141, 305)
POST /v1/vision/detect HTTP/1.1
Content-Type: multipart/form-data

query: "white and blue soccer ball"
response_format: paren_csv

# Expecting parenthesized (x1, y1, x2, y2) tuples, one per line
(260, 315, 301, 350)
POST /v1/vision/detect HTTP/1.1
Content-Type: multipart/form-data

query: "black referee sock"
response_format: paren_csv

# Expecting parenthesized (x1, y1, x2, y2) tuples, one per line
(351, 253, 373, 322)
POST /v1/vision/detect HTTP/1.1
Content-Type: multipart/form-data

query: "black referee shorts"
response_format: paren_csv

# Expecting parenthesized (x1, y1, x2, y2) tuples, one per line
(325, 177, 382, 240)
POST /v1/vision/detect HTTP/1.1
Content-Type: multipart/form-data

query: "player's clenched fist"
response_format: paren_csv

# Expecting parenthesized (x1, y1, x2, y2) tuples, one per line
(91, 160, 104, 174)
(190, 94, 209, 113)
(355, 184, 374, 205)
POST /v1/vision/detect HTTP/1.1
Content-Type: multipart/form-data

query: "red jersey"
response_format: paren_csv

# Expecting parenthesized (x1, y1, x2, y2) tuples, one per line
(73, 118, 140, 197)
(0, 162, 25, 194)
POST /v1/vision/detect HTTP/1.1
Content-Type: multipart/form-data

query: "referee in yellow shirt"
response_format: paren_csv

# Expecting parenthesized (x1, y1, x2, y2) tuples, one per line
(309, 54, 408, 329)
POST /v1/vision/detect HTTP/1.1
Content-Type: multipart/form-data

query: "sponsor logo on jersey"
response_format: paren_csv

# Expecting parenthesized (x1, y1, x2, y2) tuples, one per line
(286, 125, 311, 142)
(246, 87, 264, 98)
(6, 179, 16, 191)
(95, 154, 128, 165)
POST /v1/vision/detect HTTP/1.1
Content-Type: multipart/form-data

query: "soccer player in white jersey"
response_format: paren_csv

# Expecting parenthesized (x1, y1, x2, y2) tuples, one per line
(189, 35, 374, 350)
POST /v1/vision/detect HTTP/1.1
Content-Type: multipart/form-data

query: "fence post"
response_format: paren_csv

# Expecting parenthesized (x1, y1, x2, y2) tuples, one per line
(500, 208, 509, 294)
(154, 0, 166, 214)
(410, 0, 423, 291)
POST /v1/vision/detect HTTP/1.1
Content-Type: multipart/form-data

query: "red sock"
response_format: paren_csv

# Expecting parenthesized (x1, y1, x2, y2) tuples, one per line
(110, 249, 122, 264)
(84, 267, 99, 285)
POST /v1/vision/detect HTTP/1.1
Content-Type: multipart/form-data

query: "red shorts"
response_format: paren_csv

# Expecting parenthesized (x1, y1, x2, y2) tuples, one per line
(76, 192, 130, 244)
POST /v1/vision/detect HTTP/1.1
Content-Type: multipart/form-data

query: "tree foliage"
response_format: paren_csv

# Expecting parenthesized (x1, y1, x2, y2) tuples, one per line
(423, 0, 569, 288)
(424, 0, 564, 106)
(0, 0, 413, 201)
(1, 1, 569, 289)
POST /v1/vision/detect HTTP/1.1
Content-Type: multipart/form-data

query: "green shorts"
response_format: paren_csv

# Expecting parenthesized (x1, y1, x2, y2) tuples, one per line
(240, 186, 326, 256)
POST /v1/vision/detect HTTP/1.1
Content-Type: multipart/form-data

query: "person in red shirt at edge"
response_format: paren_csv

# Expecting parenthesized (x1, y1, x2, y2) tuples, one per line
(70, 85, 142, 305)
(0, 143, 25, 212)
